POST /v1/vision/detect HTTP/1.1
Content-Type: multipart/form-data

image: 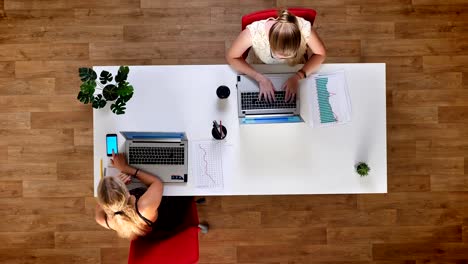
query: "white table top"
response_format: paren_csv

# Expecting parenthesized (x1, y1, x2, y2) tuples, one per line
(93, 63, 387, 196)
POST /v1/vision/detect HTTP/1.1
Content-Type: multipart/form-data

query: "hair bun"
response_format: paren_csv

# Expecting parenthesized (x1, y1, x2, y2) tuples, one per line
(278, 9, 295, 23)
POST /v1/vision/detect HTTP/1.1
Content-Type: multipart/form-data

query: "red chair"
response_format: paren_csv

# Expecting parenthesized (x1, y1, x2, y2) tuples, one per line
(128, 198, 208, 264)
(241, 8, 317, 59)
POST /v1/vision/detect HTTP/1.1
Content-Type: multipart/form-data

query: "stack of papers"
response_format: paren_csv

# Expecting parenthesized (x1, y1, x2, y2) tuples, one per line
(304, 70, 352, 127)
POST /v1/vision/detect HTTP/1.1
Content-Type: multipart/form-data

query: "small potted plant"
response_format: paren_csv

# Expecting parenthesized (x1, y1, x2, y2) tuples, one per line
(356, 162, 370, 177)
(77, 66, 134, 115)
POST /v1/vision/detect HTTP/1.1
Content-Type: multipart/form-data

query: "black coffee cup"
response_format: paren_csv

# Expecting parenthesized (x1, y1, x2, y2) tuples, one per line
(216, 85, 230, 99)
(212, 125, 227, 140)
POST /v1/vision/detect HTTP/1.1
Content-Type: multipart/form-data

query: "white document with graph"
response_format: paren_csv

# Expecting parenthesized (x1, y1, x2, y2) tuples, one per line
(191, 140, 226, 191)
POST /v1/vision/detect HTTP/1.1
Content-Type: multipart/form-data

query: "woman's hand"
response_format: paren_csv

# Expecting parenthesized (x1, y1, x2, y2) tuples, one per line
(283, 74, 300, 103)
(111, 152, 131, 173)
(118, 173, 132, 185)
(256, 74, 276, 103)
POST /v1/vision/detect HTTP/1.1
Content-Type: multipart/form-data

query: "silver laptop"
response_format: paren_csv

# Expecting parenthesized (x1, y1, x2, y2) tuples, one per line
(237, 73, 303, 124)
(121, 131, 188, 183)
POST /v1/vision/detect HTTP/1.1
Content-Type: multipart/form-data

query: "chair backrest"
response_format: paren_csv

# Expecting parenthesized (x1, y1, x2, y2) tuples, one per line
(240, 8, 317, 59)
(128, 199, 200, 264)
(241, 8, 317, 30)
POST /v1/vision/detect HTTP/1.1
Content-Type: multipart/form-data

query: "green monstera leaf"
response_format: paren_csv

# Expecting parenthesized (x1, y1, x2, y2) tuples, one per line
(102, 84, 118, 101)
(80, 80, 96, 94)
(110, 97, 127, 115)
(99, 71, 113, 85)
(117, 81, 134, 97)
(92, 94, 107, 109)
(115, 66, 129, 83)
(77, 91, 94, 104)
(79, 68, 97, 82)
(120, 92, 133, 103)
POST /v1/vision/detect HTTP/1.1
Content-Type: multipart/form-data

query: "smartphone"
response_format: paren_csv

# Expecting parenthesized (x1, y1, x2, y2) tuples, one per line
(106, 134, 118, 157)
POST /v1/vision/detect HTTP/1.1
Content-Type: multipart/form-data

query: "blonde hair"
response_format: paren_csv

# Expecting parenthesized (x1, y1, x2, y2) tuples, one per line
(269, 9, 302, 65)
(97, 176, 151, 240)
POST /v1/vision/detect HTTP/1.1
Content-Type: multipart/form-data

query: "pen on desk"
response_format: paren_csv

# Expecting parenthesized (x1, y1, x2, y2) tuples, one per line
(219, 120, 223, 138)
(100, 158, 103, 179)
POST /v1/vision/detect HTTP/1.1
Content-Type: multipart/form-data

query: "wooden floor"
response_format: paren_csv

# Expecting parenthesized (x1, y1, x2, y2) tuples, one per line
(1, 0, 468, 263)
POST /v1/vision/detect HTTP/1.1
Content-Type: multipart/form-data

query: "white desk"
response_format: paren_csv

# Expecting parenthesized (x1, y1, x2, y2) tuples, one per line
(93, 64, 387, 196)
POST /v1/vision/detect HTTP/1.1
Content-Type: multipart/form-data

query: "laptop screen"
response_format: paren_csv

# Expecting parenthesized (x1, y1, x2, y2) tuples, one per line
(121, 132, 185, 140)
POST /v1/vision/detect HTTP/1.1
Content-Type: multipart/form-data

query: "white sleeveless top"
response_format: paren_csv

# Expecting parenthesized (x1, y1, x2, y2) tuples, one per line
(246, 17, 312, 65)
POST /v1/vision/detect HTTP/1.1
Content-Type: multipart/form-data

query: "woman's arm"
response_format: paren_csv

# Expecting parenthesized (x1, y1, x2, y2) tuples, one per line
(301, 30, 326, 76)
(226, 29, 276, 102)
(111, 152, 162, 187)
(95, 203, 111, 229)
(136, 173, 164, 222)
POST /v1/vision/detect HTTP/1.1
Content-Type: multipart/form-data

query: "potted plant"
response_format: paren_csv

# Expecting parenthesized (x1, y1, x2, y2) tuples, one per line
(356, 162, 370, 177)
(77, 66, 134, 115)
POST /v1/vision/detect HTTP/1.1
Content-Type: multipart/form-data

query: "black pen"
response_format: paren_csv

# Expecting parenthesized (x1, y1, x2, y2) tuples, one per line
(213, 121, 222, 138)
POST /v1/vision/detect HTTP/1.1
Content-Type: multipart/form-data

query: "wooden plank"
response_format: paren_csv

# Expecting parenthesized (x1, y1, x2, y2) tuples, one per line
(463, 72, 468, 89)
(199, 242, 237, 263)
(199, 211, 261, 229)
(316, 22, 394, 40)
(426, 140, 468, 159)
(439, 106, 468, 123)
(141, 0, 239, 8)
(373, 243, 468, 260)
(397, 209, 465, 226)
(0, 181, 22, 197)
(358, 192, 468, 211)
(8, 145, 92, 163)
(123, 24, 239, 42)
(362, 56, 422, 73)
(0, 232, 54, 249)
(393, 90, 468, 107)
(0, 248, 100, 264)
(387, 107, 438, 124)
(324, 39, 361, 57)
(0, 129, 73, 146)
(15, 60, 90, 79)
(396, 22, 468, 39)
(346, 5, 468, 23)
(0, 213, 101, 232)
(327, 226, 462, 244)
(0, 95, 89, 113)
(260, 209, 397, 228)
(430, 158, 464, 175)
(55, 231, 129, 248)
(31, 111, 92, 129)
(4, 0, 140, 10)
(0, 9, 76, 26)
(362, 39, 468, 56)
(388, 174, 430, 192)
(237, 244, 372, 262)
(200, 227, 327, 245)
(0, 62, 15, 77)
(221, 195, 357, 212)
(277, 0, 346, 6)
(387, 72, 462, 91)
(75, 8, 211, 26)
(0, 113, 30, 129)
(412, 0, 468, 5)
(57, 160, 94, 181)
(431, 174, 468, 191)
(211, 7, 241, 25)
(101, 248, 129, 264)
(0, 197, 85, 215)
(73, 128, 92, 146)
(22, 180, 93, 198)
(0, 26, 123, 44)
(0, 78, 55, 95)
(388, 123, 468, 141)
(0, 43, 89, 61)
(0, 163, 56, 181)
(423, 56, 468, 72)
(388, 140, 417, 158)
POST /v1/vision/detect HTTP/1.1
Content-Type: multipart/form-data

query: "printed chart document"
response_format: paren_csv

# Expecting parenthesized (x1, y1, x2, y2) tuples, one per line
(191, 140, 225, 192)
(301, 70, 352, 127)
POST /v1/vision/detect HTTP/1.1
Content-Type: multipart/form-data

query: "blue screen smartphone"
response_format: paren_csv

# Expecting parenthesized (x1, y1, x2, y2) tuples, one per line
(106, 134, 118, 156)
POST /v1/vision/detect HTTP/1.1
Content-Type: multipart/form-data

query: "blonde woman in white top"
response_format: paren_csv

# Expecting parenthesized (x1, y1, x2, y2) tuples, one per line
(226, 9, 326, 103)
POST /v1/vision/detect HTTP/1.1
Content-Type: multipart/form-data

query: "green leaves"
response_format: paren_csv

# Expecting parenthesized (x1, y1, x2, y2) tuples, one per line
(115, 66, 129, 83)
(111, 97, 127, 115)
(356, 162, 370, 177)
(92, 94, 107, 109)
(99, 71, 113, 84)
(103, 84, 118, 101)
(79, 68, 97, 82)
(77, 66, 133, 115)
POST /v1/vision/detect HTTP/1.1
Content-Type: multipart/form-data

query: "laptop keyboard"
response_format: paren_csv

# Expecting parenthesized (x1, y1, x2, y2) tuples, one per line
(129, 146, 185, 165)
(241, 91, 296, 110)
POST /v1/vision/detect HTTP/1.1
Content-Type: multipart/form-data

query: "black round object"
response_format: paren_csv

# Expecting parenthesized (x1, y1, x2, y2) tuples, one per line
(216, 85, 230, 99)
(211, 125, 227, 140)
